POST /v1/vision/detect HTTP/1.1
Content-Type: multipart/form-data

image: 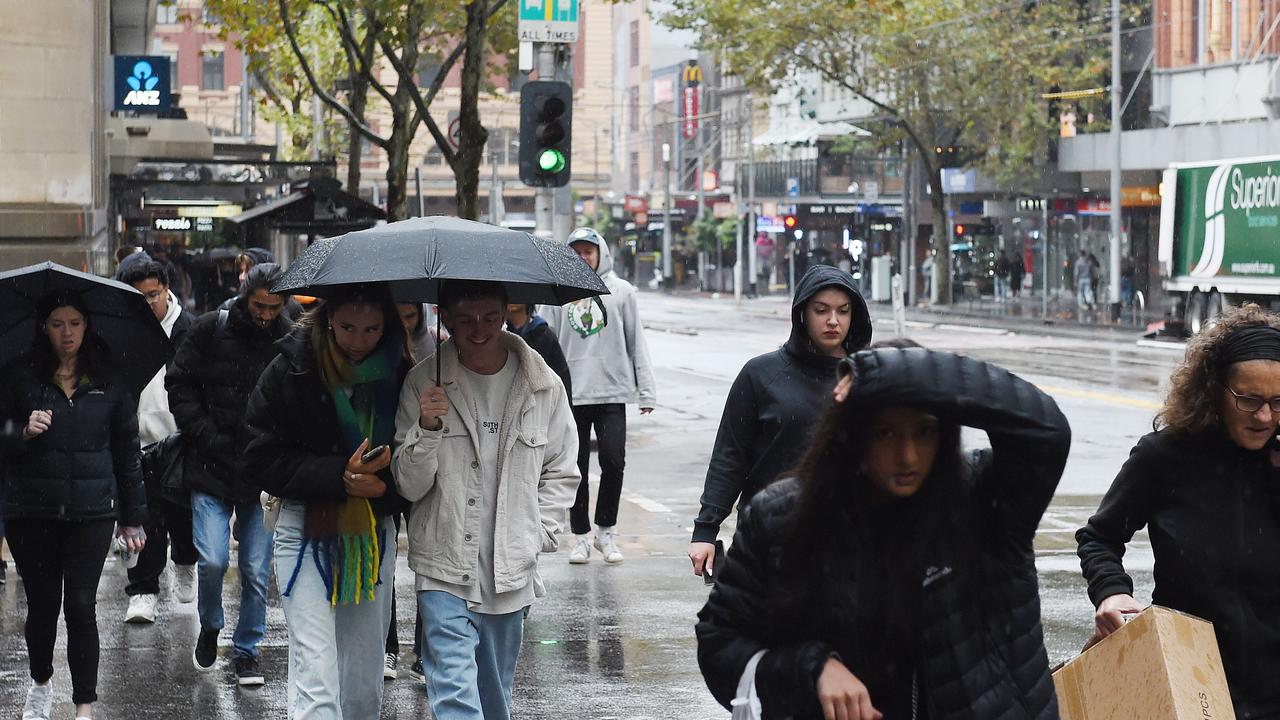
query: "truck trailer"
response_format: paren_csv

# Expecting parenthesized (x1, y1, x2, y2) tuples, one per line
(1158, 154, 1280, 334)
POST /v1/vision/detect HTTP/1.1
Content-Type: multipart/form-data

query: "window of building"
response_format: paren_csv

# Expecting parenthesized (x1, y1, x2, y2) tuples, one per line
(163, 51, 180, 92)
(630, 21, 640, 67)
(157, 3, 179, 24)
(425, 145, 444, 167)
(202, 53, 224, 91)
(629, 151, 640, 192)
(417, 55, 442, 89)
(628, 86, 640, 131)
(202, 6, 220, 26)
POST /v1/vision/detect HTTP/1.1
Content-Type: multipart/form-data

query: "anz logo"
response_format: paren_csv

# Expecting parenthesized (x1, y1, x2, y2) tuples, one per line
(123, 60, 161, 106)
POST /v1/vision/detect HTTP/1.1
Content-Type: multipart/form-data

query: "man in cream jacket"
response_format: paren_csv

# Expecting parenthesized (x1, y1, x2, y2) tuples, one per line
(393, 280, 578, 720)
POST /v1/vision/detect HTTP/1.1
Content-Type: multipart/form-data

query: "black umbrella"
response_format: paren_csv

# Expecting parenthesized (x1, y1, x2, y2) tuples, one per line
(270, 216, 609, 386)
(270, 216, 609, 305)
(0, 262, 173, 397)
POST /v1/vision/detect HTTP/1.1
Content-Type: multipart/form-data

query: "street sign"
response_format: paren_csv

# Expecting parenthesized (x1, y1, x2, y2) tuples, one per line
(786, 177, 800, 198)
(518, 0, 580, 43)
(447, 115, 462, 149)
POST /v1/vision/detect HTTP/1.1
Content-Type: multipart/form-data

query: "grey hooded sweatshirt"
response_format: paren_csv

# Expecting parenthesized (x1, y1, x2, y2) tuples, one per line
(541, 235, 657, 408)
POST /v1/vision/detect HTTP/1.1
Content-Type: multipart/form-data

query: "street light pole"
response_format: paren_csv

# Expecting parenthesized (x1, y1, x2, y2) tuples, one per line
(534, 43, 555, 238)
(1108, 0, 1123, 320)
(662, 140, 672, 292)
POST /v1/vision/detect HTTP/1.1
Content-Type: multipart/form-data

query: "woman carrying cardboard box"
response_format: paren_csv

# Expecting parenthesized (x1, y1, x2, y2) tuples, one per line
(1078, 303, 1280, 720)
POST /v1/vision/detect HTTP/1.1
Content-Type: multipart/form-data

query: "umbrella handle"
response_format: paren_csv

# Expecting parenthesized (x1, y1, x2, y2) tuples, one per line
(435, 312, 442, 388)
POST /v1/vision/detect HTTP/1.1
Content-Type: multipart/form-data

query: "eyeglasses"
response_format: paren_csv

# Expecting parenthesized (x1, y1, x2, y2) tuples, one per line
(1226, 386, 1280, 414)
(141, 290, 166, 304)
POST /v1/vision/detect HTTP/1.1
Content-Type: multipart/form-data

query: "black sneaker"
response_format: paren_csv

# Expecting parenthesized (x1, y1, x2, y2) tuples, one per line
(234, 655, 265, 687)
(193, 628, 219, 671)
(408, 656, 425, 683)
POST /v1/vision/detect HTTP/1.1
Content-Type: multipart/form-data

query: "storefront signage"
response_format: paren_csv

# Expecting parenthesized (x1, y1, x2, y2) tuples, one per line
(153, 217, 192, 231)
(682, 62, 702, 140)
(114, 56, 171, 112)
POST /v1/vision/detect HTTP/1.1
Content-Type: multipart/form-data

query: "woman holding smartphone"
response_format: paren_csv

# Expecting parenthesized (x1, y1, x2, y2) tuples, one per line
(697, 347, 1070, 719)
(1078, 304, 1280, 718)
(1, 291, 147, 720)
(243, 284, 411, 718)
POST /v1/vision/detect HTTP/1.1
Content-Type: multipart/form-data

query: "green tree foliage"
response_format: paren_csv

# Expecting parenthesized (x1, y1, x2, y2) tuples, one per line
(665, 0, 1127, 302)
(208, 0, 516, 220)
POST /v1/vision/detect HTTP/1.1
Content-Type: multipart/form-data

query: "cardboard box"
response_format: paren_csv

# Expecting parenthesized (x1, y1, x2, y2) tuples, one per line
(1053, 605, 1235, 720)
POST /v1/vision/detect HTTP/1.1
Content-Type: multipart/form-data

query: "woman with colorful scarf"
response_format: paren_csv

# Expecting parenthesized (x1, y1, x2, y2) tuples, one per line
(243, 284, 411, 719)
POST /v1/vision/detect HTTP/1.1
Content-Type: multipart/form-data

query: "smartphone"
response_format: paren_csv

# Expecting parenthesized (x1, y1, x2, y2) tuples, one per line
(703, 540, 727, 586)
(360, 444, 389, 464)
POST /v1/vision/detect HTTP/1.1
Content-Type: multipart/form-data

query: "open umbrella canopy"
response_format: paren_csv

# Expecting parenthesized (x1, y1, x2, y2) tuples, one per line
(270, 216, 609, 305)
(0, 262, 172, 397)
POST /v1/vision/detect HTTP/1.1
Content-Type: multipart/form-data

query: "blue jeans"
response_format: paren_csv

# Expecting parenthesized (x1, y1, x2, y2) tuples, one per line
(191, 491, 272, 659)
(1077, 279, 1093, 310)
(418, 591, 527, 720)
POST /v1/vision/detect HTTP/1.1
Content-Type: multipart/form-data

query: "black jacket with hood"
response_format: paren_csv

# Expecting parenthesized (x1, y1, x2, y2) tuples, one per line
(241, 326, 409, 518)
(165, 298, 292, 502)
(692, 265, 872, 543)
(1078, 428, 1280, 719)
(697, 349, 1070, 720)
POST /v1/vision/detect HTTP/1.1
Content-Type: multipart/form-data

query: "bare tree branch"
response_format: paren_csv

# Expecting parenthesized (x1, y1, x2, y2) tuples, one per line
(277, 0, 388, 150)
(317, 0, 395, 106)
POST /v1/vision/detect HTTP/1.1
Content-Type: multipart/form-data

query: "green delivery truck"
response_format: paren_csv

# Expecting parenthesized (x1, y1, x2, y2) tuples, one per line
(1158, 155, 1280, 334)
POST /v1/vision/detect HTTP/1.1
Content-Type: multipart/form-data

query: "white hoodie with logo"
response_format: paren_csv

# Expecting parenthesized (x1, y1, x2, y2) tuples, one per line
(541, 236, 657, 408)
(137, 290, 183, 446)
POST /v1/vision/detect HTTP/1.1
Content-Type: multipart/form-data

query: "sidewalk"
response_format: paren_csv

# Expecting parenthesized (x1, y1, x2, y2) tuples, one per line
(645, 286, 1156, 342)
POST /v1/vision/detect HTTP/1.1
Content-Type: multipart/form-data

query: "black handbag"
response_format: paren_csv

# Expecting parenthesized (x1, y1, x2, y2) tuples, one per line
(140, 431, 189, 507)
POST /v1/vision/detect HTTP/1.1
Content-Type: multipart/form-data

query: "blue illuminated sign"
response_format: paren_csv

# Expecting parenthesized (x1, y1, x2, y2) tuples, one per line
(114, 56, 172, 112)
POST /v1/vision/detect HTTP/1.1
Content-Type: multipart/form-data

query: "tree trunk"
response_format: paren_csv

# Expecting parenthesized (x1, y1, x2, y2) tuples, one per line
(452, 0, 490, 220)
(384, 110, 411, 221)
(927, 167, 952, 305)
(346, 80, 367, 194)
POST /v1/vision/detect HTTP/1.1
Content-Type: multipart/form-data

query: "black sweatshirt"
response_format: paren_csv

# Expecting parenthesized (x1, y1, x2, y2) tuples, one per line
(1078, 429, 1280, 719)
(692, 265, 872, 543)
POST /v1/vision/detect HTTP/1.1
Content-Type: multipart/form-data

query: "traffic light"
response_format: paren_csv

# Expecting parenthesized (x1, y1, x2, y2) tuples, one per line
(954, 223, 966, 236)
(783, 215, 798, 230)
(519, 80, 573, 188)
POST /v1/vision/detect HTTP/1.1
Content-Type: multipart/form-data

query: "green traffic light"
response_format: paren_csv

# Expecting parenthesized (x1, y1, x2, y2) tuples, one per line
(537, 148, 566, 173)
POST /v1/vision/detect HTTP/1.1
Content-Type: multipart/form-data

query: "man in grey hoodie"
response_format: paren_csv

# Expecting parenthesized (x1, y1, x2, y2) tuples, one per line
(542, 227, 657, 565)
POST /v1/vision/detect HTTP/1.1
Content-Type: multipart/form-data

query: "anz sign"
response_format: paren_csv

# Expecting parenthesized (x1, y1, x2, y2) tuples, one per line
(114, 56, 171, 112)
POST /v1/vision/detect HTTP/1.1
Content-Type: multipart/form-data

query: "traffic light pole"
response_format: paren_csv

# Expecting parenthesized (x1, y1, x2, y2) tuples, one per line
(534, 43, 556, 239)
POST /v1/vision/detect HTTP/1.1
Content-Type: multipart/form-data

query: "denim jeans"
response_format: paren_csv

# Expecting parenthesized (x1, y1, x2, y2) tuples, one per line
(418, 590, 527, 720)
(276, 501, 395, 720)
(994, 275, 1008, 301)
(1077, 279, 1093, 310)
(191, 491, 272, 659)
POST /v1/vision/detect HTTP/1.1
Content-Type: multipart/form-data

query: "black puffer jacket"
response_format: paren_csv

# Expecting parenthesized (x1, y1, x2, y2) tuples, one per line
(241, 327, 409, 518)
(511, 315, 573, 404)
(692, 264, 871, 543)
(166, 300, 291, 502)
(1078, 429, 1280, 719)
(697, 349, 1070, 720)
(0, 360, 146, 526)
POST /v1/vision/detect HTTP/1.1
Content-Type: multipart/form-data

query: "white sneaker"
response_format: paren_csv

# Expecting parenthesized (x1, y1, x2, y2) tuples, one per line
(568, 535, 591, 564)
(172, 564, 197, 604)
(594, 527, 624, 564)
(125, 593, 158, 624)
(22, 680, 52, 720)
(383, 652, 398, 680)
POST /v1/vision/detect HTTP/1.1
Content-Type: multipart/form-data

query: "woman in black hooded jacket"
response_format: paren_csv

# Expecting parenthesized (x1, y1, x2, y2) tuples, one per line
(0, 291, 147, 720)
(696, 348, 1070, 720)
(689, 264, 872, 576)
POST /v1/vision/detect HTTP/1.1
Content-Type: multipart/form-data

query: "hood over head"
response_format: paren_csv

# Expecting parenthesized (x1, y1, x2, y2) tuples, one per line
(567, 227, 614, 278)
(790, 264, 872, 353)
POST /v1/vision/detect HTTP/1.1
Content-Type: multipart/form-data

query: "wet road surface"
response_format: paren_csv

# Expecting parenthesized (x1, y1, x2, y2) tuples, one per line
(0, 291, 1177, 718)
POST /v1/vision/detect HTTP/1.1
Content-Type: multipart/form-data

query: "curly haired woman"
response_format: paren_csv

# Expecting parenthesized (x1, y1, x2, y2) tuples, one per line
(1077, 303, 1280, 720)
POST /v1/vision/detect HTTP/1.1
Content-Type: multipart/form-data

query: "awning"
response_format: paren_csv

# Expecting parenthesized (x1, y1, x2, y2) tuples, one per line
(226, 192, 306, 225)
(753, 120, 871, 147)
